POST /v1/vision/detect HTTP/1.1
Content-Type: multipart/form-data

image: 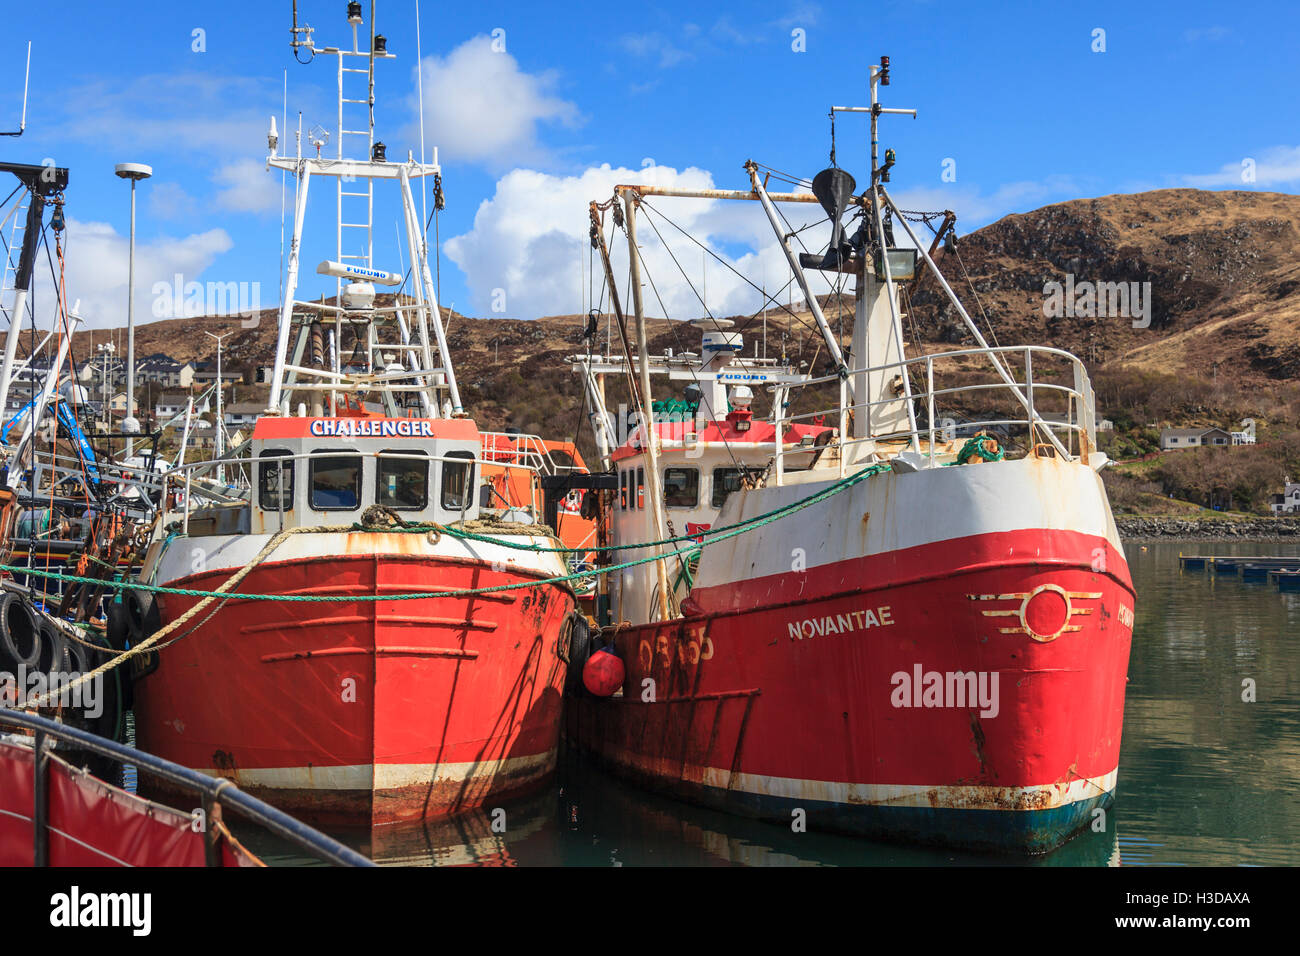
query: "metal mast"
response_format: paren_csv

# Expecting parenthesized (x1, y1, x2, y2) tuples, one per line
(268, 1, 460, 418)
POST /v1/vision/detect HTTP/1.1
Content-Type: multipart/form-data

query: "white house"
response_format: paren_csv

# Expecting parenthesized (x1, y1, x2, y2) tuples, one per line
(1160, 427, 1233, 450)
(193, 361, 242, 386)
(154, 393, 190, 423)
(137, 354, 195, 388)
(222, 401, 263, 428)
(1231, 419, 1257, 445)
(1272, 480, 1300, 515)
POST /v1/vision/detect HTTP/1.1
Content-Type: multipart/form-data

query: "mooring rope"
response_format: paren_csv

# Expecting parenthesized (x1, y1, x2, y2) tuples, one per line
(7, 459, 907, 698)
(396, 461, 895, 555)
(22, 524, 337, 707)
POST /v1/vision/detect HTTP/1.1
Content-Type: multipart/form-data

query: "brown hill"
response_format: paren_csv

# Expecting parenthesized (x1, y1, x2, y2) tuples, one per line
(910, 188, 1300, 382)
(58, 187, 1300, 466)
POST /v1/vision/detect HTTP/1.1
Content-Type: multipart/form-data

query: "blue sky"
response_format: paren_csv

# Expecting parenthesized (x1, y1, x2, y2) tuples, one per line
(2, 0, 1297, 330)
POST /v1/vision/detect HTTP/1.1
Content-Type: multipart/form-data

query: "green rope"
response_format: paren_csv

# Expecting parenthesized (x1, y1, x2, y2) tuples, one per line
(379, 461, 894, 555)
(671, 546, 703, 594)
(956, 435, 1005, 465)
(0, 462, 892, 605)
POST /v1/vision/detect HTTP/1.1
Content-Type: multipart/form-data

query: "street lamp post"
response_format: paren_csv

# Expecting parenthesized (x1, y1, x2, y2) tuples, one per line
(205, 331, 229, 484)
(115, 162, 152, 456)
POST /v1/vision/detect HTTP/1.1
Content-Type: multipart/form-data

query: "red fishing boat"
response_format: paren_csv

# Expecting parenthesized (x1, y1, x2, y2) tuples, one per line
(565, 58, 1133, 853)
(128, 4, 580, 826)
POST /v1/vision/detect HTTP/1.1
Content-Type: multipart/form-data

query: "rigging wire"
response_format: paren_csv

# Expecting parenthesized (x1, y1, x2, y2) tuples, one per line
(622, 213, 752, 473)
(637, 198, 822, 342)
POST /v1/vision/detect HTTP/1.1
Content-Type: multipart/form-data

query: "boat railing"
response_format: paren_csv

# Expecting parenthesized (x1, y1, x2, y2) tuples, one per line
(773, 344, 1096, 479)
(480, 430, 584, 475)
(32, 449, 170, 511)
(0, 708, 374, 867)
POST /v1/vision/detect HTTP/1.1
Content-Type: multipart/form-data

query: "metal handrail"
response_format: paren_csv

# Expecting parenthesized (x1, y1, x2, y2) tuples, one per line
(165, 446, 545, 481)
(793, 343, 1087, 388)
(0, 708, 374, 867)
(778, 344, 1092, 464)
(480, 430, 583, 475)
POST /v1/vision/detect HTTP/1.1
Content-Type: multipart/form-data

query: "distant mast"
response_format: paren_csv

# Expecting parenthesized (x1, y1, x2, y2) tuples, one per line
(0, 41, 30, 138)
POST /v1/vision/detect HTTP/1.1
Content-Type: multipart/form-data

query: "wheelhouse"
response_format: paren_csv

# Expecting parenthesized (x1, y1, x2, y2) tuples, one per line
(246, 416, 483, 534)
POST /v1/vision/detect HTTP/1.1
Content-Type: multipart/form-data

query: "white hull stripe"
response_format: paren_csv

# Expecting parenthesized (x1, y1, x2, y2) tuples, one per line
(694, 455, 1123, 591)
(649, 762, 1118, 811)
(198, 749, 557, 792)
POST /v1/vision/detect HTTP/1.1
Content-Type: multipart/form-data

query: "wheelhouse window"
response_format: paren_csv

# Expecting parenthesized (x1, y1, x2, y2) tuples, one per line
(377, 450, 429, 510)
(636, 467, 645, 510)
(619, 470, 628, 510)
(309, 452, 362, 511)
(258, 448, 295, 511)
(712, 467, 762, 509)
(663, 467, 700, 508)
(441, 451, 476, 511)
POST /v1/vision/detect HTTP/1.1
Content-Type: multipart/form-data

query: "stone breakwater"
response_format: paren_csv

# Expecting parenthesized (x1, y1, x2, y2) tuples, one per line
(1116, 516, 1300, 539)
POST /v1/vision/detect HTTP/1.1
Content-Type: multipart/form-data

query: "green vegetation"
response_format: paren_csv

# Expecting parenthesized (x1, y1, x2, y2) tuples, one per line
(1094, 368, 1300, 514)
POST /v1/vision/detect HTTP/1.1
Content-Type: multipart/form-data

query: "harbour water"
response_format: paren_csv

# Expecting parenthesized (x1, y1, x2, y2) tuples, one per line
(241, 539, 1300, 866)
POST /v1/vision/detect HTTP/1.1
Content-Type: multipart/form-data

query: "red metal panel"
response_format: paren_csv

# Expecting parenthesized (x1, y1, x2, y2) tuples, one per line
(250, 416, 480, 441)
(133, 551, 574, 826)
(570, 527, 1132, 849)
(0, 742, 259, 867)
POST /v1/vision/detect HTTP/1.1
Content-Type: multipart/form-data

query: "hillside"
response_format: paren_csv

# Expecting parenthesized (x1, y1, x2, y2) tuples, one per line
(52, 187, 1300, 509)
(911, 188, 1300, 382)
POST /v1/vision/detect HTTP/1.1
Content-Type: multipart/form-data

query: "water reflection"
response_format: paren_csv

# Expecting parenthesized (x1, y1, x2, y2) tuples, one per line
(241, 749, 1119, 867)
(1118, 540, 1300, 866)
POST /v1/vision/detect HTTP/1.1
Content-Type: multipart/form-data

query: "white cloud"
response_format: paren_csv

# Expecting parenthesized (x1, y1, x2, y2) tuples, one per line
(1181, 145, 1300, 188)
(445, 163, 849, 320)
(213, 159, 281, 214)
(410, 36, 580, 167)
(620, 32, 695, 68)
(1183, 26, 1231, 43)
(34, 217, 232, 329)
(622, 11, 814, 70)
(148, 181, 199, 221)
(445, 163, 1092, 321)
(54, 73, 280, 158)
(775, 2, 822, 30)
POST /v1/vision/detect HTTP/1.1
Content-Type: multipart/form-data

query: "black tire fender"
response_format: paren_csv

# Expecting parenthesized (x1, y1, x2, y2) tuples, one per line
(564, 614, 594, 696)
(0, 592, 41, 671)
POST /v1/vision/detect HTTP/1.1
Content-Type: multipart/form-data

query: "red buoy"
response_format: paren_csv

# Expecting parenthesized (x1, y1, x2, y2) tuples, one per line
(582, 647, 624, 697)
